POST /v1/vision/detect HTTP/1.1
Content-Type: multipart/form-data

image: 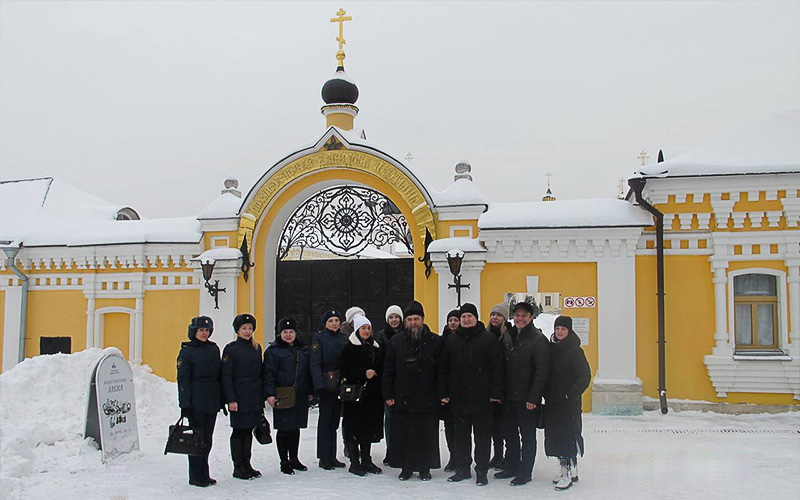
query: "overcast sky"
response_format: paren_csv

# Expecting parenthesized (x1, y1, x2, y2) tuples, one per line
(1, 1, 798, 219)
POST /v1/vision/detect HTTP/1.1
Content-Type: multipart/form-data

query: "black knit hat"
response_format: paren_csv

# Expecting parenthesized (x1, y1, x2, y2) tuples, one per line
(459, 303, 479, 320)
(512, 301, 535, 315)
(322, 309, 342, 324)
(277, 316, 298, 334)
(554, 315, 573, 332)
(233, 314, 257, 333)
(404, 300, 425, 318)
(447, 309, 461, 320)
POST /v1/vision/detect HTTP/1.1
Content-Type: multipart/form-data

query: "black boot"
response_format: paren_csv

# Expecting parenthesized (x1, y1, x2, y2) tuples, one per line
(230, 434, 252, 480)
(360, 442, 382, 474)
(288, 430, 308, 471)
(277, 431, 295, 475)
(242, 432, 261, 478)
(347, 441, 366, 476)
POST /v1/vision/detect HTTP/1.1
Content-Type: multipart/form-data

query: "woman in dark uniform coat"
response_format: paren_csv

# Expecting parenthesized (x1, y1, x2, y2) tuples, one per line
(544, 315, 591, 491)
(221, 314, 264, 480)
(177, 316, 221, 487)
(264, 317, 313, 475)
(340, 314, 385, 476)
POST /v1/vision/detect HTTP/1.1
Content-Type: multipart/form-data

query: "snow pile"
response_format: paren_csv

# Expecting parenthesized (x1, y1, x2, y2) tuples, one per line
(479, 198, 653, 229)
(0, 348, 176, 497)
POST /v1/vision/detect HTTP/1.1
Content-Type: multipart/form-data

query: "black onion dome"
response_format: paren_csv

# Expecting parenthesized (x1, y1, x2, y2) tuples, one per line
(321, 66, 359, 104)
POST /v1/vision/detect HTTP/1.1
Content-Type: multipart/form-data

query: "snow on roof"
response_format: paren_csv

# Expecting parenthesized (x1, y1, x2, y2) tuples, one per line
(432, 178, 490, 207)
(197, 191, 242, 219)
(478, 198, 653, 230)
(195, 247, 243, 262)
(637, 110, 800, 178)
(427, 237, 486, 253)
(0, 177, 200, 246)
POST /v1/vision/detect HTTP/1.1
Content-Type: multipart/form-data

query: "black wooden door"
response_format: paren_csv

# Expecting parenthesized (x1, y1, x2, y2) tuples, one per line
(276, 259, 414, 344)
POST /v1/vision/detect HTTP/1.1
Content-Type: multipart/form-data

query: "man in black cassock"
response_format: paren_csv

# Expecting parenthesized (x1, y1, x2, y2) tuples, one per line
(382, 300, 443, 481)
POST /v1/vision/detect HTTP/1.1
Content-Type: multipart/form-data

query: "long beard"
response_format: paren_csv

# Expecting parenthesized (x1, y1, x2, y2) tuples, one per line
(408, 326, 422, 341)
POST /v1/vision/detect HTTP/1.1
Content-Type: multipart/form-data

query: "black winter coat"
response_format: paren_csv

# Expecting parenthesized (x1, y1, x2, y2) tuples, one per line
(382, 325, 442, 413)
(340, 332, 385, 442)
(502, 322, 551, 404)
(310, 328, 349, 394)
(438, 322, 503, 415)
(263, 338, 313, 431)
(221, 337, 265, 413)
(544, 330, 591, 458)
(374, 325, 402, 349)
(177, 337, 222, 414)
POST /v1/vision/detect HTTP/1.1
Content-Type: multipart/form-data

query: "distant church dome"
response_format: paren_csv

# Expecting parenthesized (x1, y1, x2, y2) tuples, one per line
(321, 66, 359, 104)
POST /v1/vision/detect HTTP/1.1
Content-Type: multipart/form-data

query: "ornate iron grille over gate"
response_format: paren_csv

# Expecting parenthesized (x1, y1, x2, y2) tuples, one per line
(277, 185, 414, 260)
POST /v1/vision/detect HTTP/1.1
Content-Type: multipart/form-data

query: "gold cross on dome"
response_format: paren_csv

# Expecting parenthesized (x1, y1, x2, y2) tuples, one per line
(637, 150, 649, 166)
(545, 172, 552, 189)
(331, 8, 352, 52)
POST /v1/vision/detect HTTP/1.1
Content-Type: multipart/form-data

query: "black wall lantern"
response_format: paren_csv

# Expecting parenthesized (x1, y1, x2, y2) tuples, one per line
(446, 250, 470, 307)
(201, 260, 226, 309)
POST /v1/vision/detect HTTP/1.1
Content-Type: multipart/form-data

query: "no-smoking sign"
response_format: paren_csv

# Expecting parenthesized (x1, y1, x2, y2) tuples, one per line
(563, 296, 595, 308)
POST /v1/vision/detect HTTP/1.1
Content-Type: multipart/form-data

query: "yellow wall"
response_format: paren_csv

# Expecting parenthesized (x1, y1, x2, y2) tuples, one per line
(103, 312, 130, 359)
(25, 290, 87, 358)
(481, 262, 598, 411)
(635, 254, 797, 405)
(142, 289, 199, 381)
(436, 219, 479, 238)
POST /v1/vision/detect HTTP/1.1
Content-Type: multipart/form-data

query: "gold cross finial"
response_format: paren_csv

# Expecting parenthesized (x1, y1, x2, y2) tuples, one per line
(545, 172, 552, 189)
(637, 150, 649, 166)
(330, 8, 352, 64)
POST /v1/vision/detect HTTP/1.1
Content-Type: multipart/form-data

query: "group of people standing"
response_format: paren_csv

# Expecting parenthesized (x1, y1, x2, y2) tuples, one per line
(176, 299, 591, 491)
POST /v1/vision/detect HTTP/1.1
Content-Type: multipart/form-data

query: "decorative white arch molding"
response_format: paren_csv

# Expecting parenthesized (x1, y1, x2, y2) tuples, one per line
(725, 267, 790, 353)
(91, 306, 142, 363)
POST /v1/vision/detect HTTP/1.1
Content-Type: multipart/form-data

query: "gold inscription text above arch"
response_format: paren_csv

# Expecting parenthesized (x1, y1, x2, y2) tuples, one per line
(239, 150, 436, 247)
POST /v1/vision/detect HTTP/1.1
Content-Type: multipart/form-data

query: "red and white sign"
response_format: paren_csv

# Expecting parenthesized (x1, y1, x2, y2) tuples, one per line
(563, 296, 595, 308)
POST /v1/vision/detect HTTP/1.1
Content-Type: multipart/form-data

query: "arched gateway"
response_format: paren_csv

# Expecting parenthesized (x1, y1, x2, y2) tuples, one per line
(237, 128, 438, 336)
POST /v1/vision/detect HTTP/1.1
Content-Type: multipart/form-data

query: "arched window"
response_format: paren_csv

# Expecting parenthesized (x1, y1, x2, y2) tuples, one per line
(733, 274, 778, 350)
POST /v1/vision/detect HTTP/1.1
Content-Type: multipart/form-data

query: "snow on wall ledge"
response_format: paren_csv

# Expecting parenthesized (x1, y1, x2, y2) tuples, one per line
(478, 198, 653, 229)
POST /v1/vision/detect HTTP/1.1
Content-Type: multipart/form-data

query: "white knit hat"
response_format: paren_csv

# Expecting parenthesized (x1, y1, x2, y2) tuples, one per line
(353, 314, 372, 333)
(346, 306, 366, 324)
(385, 305, 404, 322)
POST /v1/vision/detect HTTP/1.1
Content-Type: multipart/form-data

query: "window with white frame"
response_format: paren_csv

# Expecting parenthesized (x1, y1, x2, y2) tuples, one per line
(733, 274, 779, 350)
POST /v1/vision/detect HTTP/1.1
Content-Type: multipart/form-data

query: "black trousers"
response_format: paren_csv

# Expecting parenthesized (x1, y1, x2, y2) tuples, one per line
(491, 401, 504, 457)
(316, 392, 342, 461)
(453, 411, 492, 475)
(502, 401, 540, 479)
(188, 412, 217, 483)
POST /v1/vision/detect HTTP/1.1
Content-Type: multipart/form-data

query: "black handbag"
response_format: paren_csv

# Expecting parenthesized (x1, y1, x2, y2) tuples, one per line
(338, 379, 368, 403)
(164, 416, 206, 456)
(254, 412, 273, 445)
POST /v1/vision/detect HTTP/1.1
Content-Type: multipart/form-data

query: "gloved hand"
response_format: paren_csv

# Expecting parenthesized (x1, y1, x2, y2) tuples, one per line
(181, 407, 192, 418)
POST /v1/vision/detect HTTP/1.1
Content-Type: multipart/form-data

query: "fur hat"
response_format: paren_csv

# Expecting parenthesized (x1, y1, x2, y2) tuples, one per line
(277, 316, 298, 334)
(459, 302, 479, 320)
(385, 305, 403, 322)
(512, 301, 535, 315)
(322, 310, 342, 324)
(353, 314, 372, 333)
(404, 300, 425, 318)
(447, 309, 461, 320)
(233, 314, 257, 333)
(346, 306, 366, 324)
(490, 302, 509, 320)
(188, 315, 214, 339)
(554, 315, 573, 332)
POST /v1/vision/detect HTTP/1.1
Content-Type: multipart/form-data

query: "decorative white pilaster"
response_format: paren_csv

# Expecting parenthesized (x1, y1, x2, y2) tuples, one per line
(2, 287, 23, 371)
(592, 253, 642, 415)
(428, 238, 487, 329)
(711, 261, 731, 356)
(86, 296, 96, 349)
(787, 259, 800, 356)
(132, 297, 144, 364)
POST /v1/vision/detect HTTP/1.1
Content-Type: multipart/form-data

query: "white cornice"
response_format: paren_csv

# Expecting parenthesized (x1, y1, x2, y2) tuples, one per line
(479, 227, 643, 262)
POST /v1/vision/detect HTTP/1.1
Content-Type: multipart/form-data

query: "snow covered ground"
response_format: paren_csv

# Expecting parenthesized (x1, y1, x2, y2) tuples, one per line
(1, 349, 798, 500)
